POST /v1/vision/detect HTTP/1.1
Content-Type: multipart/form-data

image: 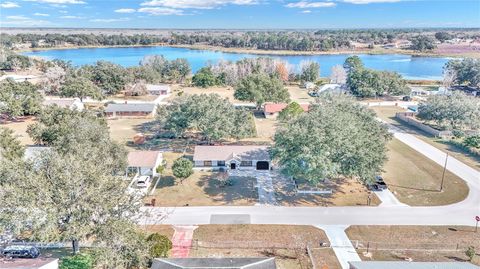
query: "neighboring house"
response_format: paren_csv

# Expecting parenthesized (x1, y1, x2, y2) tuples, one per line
(146, 84, 171, 96)
(349, 261, 479, 269)
(193, 145, 271, 171)
(0, 258, 59, 269)
(151, 258, 276, 269)
(0, 74, 37, 82)
(263, 102, 309, 119)
(303, 82, 316, 90)
(105, 103, 156, 118)
(317, 83, 344, 94)
(43, 98, 84, 111)
(25, 146, 50, 161)
(127, 150, 163, 178)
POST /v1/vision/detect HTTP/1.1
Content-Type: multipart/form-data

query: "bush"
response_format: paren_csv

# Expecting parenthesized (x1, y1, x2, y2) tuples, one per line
(464, 135, 480, 149)
(60, 254, 93, 269)
(146, 233, 172, 258)
(172, 157, 193, 180)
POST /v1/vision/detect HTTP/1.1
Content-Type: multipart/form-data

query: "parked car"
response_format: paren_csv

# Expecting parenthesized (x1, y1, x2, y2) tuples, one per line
(369, 175, 387, 191)
(308, 91, 319, 97)
(402, 95, 412, 101)
(2, 245, 40, 258)
(136, 176, 151, 188)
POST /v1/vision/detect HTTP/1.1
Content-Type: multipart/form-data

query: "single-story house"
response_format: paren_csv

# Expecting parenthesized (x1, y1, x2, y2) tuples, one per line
(127, 150, 163, 178)
(151, 258, 276, 269)
(1, 258, 58, 269)
(105, 103, 156, 118)
(193, 145, 271, 171)
(303, 82, 316, 90)
(317, 83, 345, 94)
(43, 98, 84, 111)
(348, 261, 479, 269)
(0, 74, 38, 82)
(146, 84, 171, 96)
(263, 102, 309, 119)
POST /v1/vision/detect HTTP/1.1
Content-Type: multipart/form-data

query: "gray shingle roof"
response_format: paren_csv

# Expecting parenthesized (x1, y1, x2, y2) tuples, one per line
(349, 262, 480, 269)
(105, 103, 156, 113)
(193, 146, 270, 162)
(151, 258, 276, 269)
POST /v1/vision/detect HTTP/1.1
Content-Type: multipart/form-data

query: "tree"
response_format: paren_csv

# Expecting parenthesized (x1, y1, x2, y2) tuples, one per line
(234, 73, 290, 108)
(435, 32, 453, 43)
(60, 76, 103, 101)
(192, 67, 218, 88)
(82, 61, 128, 95)
(444, 58, 480, 88)
(465, 246, 475, 262)
(343, 56, 364, 73)
(463, 135, 480, 149)
(157, 94, 255, 142)
(0, 127, 25, 161)
(125, 81, 148, 96)
(300, 61, 320, 82)
(417, 91, 480, 131)
(330, 65, 347, 84)
(172, 157, 193, 180)
(347, 68, 409, 98)
(42, 65, 67, 94)
(278, 102, 305, 122)
(271, 94, 391, 184)
(140, 55, 190, 83)
(60, 254, 93, 269)
(275, 62, 290, 82)
(410, 35, 436, 52)
(0, 79, 43, 119)
(146, 233, 172, 258)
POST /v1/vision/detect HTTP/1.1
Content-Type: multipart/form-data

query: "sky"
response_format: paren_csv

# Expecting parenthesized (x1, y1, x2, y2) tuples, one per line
(0, 0, 479, 29)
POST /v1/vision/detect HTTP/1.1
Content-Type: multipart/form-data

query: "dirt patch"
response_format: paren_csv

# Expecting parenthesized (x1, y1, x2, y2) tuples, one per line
(0, 117, 35, 145)
(141, 225, 175, 240)
(346, 225, 480, 265)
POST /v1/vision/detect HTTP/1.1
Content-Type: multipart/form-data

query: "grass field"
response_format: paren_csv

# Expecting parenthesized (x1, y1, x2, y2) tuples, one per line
(0, 117, 35, 145)
(346, 225, 480, 265)
(383, 138, 469, 206)
(191, 225, 338, 269)
(107, 118, 155, 148)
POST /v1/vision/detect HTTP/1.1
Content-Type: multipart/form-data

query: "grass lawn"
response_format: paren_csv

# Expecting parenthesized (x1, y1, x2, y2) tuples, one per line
(286, 86, 315, 103)
(107, 118, 155, 148)
(191, 225, 337, 269)
(276, 177, 381, 207)
(371, 105, 480, 171)
(145, 152, 258, 206)
(346, 225, 480, 266)
(251, 116, 277, 142)
(0, 117, 35, 145)
(383, 138, 469, 206)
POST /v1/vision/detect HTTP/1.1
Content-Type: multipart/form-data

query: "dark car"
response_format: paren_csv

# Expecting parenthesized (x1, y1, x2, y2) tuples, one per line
(402, 95, 412, 101)
(368, 176, 388, 191)
(2, 245, 40, 258)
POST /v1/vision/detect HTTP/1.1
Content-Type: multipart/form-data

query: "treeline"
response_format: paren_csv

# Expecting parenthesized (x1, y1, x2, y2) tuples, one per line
(2, 28, 479, 51)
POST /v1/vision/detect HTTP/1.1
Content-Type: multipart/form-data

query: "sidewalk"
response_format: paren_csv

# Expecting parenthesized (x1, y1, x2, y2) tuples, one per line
(317, 225, 361, 269)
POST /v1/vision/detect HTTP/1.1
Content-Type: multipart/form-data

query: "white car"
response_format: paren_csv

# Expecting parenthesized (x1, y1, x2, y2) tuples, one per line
(136, 176, 151, 188)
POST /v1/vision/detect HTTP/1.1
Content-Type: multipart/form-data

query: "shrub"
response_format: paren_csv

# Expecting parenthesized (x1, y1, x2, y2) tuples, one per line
(60, 254, 93, 269)
(172, 157, 193, 180)
(464, 135, 480, 149)
(146, 233, 172, 258)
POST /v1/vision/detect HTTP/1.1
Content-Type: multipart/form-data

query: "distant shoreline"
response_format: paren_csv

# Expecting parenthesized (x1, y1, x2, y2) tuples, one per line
(17, 43, 473, 58)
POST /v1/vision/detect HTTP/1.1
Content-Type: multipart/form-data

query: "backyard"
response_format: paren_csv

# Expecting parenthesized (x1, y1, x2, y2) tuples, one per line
(346, 225, 480, 265)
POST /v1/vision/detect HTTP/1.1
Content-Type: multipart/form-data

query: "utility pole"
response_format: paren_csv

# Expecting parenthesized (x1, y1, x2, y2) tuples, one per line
(440, 153, 449, 192)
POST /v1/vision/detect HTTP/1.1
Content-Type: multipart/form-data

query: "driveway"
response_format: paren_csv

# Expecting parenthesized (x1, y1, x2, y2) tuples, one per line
(229, 170, 277, 205)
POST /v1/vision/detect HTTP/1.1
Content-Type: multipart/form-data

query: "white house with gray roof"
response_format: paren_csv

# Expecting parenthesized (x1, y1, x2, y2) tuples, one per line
(104, 103, 156, 118)
(193, 145, 271, 171)
(151, 257, 276, 269)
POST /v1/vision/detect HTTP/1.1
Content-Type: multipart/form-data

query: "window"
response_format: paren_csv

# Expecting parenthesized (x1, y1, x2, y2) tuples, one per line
(240, 161, 253, 167)
(204, 161, 212, 167)
(217, 161, 225, 167)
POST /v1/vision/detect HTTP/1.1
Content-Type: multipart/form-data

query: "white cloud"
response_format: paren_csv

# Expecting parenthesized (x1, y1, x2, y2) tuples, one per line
(301, 9, 312, 13)
(343, 0, 401, 4)
(60, 15, 84, 19)
(24, 0, 85, 4)
(2, 15, 51, 26)
(90, 18, 130, 22)
(0, 2, 20, 8)
(286, 1, 336, 8)
(59, 10, 68, 13)
(34, 12, 50, 16)
(138, 7, 184, 15)
(140, 0, 258, 9)
(7, 15, 29, 20)
(115, 8, 136, 13)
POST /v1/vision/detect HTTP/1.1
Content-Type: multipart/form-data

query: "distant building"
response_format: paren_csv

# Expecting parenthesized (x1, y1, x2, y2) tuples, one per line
(146, 84, 171, 96)
(263, 102, 309, 119)
(104, 103, 156, 118)
(303, 82, 316, 90)
(127, 150, 163, 178)
(0, 258, 59, 269)
(193, 145, 271, 171)
(151, 257, 276, 269)
(43, 98, 84, 111)
(349, 261, 479, 269)
(0, 74, 38, 82)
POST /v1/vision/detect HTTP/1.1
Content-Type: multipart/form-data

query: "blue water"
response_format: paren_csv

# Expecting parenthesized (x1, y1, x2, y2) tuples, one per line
(23, 46, 450, 80)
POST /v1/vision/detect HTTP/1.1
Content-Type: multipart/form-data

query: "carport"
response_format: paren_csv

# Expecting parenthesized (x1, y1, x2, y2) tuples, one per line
(256, 161, 269, 170)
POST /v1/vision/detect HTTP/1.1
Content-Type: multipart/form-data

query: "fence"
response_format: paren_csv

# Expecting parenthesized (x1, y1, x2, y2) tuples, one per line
(395, 112, 453, 138)
(350, 240, 475, 253)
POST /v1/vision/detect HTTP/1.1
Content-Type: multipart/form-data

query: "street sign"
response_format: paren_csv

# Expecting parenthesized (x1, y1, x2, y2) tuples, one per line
(476, 216, 480, 222)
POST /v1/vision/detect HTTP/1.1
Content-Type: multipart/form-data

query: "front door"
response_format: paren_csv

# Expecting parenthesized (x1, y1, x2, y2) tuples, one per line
(230, 163, 236, 169)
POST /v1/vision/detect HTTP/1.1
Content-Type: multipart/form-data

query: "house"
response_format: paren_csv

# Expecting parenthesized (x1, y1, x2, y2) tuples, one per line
(127, 151, 163, 178)
(263, 102, 309, 119)
(348, 261, 479, 269)
(0, 258, 59, 269)
(193, 145, 271, 170)
(0, 74, 38, 82)
(104, 103, 156, 118)
(146, 84, 171, 96)
(43, 98, 84, 111)
(303, 82, 316, 90)
(317, 83, 345, 94)
(151, 257, 276, 269)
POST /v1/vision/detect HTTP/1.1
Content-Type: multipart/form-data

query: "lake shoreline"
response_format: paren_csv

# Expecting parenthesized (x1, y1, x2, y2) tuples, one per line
(16, 43, 470, 59)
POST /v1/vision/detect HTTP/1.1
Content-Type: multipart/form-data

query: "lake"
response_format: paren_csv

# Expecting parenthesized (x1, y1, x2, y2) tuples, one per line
(23, 46, 450, 80)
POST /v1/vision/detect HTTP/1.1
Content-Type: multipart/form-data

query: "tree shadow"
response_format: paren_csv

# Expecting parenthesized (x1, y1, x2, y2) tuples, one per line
(197, 173, 258, 204)
(387, 183, 439, 193)
(157, 176, 175, 188)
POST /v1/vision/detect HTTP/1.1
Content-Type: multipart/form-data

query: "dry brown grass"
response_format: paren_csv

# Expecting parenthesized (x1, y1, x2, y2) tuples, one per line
(383, 138, 469, 206)
(107, 118, 154, 148)
(141, 225, 175, 239)
(0, 117, 35, 145)
(346, 225, 480, 265)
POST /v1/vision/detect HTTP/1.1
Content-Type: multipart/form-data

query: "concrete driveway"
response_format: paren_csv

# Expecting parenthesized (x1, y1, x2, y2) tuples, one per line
(229, 170, 277, 205)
